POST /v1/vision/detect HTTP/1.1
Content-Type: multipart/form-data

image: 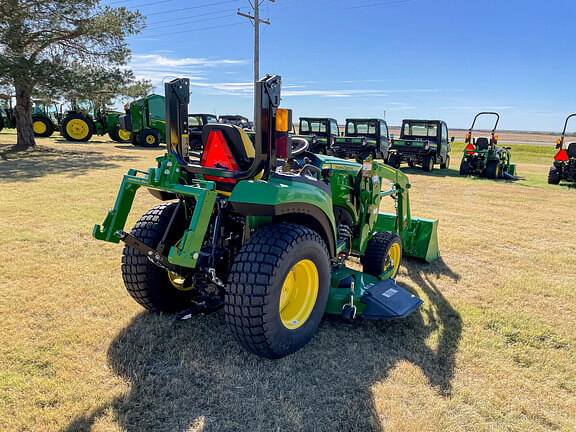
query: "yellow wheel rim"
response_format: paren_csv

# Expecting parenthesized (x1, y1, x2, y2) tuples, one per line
(66, 119, 90, 140)
(387, 243, 402, 278)
(145, 134, 156, 145)
(118, 129, 131, 141)
(33, 120, 47, 134)
(279, 259, 319, 330)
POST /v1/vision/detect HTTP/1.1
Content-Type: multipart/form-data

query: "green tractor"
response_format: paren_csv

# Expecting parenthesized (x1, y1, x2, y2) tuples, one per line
(0, 95, 16, 131)
(31, 102, 61, 138)
(548, 113, 576, 185)
(459, 112, 516, 179)
(60, 100, 131, 143)
(120, 94, 166, 147)
(93, 75, 440, 358)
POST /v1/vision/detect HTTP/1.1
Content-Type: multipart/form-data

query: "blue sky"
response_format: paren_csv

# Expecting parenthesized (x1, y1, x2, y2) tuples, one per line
(114, 0, 576, 131)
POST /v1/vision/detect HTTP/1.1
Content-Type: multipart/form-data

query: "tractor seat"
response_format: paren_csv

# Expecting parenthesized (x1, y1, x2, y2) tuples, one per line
(567, 142, 576, 158)
(475, 137, 490, 150)
(200, 124, 256, 192)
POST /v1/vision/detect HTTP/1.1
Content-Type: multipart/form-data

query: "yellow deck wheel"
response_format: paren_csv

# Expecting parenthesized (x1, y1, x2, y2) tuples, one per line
(66, 118, 90, 140)
(33, 120, 47, 135)
(387, 242, 402, 278)
(279, 259, 319, 330)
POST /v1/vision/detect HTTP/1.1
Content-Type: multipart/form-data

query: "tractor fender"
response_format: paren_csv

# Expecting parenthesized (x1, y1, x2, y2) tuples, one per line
(228, 179, 337, 257)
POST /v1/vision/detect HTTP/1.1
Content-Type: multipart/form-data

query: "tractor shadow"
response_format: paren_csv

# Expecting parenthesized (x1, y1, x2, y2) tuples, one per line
(114, 144, 167, 151)
(0, 144, 137, 182)
(401, 166, 463, 179)
(63, 258, 462, 432)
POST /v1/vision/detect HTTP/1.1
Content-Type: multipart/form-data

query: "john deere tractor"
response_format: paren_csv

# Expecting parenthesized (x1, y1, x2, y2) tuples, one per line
(120, 94, 166, 147)
(459, 112, 516, 179)
(0, 95, 16, 131)
(93, 75, 439, 359)
(31, 102, 61, 138)
(548, 113, 576, 185)
(60, 100, 130, 143)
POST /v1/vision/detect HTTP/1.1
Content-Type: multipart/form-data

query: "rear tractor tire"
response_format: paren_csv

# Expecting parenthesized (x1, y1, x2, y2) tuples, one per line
(486, 160, 501, 179)
(61, 113, 93, 142)
(548, 166, 561, 185)
(422, 155, 434, 172)
(361, 231, 402, 279)
(32, 116, 54, 138)
(121, 202, 196, 312)
(225, 223, 331, 359)
(109, 126, 131, 143)
(459, 159, 470, 175)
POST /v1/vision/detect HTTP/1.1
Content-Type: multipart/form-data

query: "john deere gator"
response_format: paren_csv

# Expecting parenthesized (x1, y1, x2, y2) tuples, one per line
(295, 117, 340, 155)
(93, 75, 439, 358)
(331, 118, 391, 162)
(388, 119, 453, 172)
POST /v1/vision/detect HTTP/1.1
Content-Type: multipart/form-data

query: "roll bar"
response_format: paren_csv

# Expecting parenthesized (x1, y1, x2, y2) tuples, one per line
(468, 112, 500, 135)
(165, 75, 282, 181)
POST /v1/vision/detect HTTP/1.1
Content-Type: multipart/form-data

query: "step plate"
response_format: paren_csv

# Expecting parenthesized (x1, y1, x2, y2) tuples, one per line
(360, 279, 423, 320)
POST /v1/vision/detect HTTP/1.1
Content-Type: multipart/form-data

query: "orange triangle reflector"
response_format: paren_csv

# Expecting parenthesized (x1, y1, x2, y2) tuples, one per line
(201, 130, 239, 183)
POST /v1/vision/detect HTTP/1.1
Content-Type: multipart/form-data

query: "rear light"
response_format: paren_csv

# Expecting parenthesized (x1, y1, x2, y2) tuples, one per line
(493, 134, 498, 144)
(556, 138, 563, 149)
(331, 137, 335, 146)
(465, 133, 471, 143)
(554, 149, 569, 162)
(424, 142, 429, 150)
(124, 103, 130, 110)
(465, 143, 475, 154)
(362, 137, 367, 145)
(312, 136, 317, 144)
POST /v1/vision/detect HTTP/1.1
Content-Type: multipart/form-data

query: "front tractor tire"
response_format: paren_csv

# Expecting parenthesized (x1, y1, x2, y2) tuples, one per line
(61, 113, 93, 142)
(361, 231, 402, 279)
(109, 126, 131, 143)
(225, 223, 330, 359)
(140, 129, 160, 147)
(121, 202, 195, 312)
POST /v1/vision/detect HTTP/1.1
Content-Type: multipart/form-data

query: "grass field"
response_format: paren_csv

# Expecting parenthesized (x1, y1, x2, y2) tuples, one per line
(0, 131, 575, 432)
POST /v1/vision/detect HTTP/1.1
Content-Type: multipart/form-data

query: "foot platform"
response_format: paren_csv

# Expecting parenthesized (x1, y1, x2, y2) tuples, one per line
(360, 279, 422, 320)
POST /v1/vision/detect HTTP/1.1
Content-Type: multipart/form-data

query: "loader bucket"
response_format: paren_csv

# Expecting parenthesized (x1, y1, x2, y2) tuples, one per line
(374, 213, 440, 263)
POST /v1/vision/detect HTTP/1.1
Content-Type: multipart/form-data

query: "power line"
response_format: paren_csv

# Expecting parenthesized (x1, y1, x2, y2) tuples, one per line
(137, 0, 242, 15)
(146, 8, 236, 25)
(131, 21, 244, 38)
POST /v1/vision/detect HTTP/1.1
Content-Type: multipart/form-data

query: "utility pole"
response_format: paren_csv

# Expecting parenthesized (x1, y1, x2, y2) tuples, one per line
(238, 0, 275, 126)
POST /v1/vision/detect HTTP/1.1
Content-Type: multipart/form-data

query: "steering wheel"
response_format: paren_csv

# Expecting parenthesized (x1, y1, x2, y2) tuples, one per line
(291, 137, 309, 156)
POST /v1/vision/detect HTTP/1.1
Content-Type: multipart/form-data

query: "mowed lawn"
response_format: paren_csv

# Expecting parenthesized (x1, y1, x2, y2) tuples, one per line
(0, 131, 574, 432)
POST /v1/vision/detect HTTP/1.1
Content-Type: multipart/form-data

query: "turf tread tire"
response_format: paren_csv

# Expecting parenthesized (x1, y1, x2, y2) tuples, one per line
(548, 166, 561, 184)
(225, 223, 330, 359)
(440, 155, 450, 169)
(422, 155, 434, 172)
(121, 202, 193, 312)
(486, 160, 500, 179)
(361, 231, 402, 278)
(459, 160, 470, 175)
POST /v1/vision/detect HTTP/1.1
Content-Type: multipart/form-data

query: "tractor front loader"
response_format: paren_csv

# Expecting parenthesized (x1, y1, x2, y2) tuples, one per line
(61, 100, 130, 143)
(548, 114, 576, 185)
(93, 75, 440, 358)
(459, 112, 516, 179)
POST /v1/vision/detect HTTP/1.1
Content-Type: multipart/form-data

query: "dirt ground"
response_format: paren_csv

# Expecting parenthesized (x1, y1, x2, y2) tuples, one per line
(0, 131, 574, 432)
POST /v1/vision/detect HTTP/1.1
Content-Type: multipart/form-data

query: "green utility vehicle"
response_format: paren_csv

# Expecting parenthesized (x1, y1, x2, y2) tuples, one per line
(31, 102, 61, 137)
(294, 117, 340, 155)
(548, 113, 576, 185)
(219, 115, 253, 130)
(459, 112, 516, 179)
(332, 118, 391, 162)
(0, 95, 16, 131)
(388, 119, 453, 172)
(120, 94, 166, 147)
(61, 100, 130, 143)
(93, 75, 439, 359)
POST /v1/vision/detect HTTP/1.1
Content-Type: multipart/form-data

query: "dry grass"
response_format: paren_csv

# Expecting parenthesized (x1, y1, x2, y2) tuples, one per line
(0, 131, 574, 432)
